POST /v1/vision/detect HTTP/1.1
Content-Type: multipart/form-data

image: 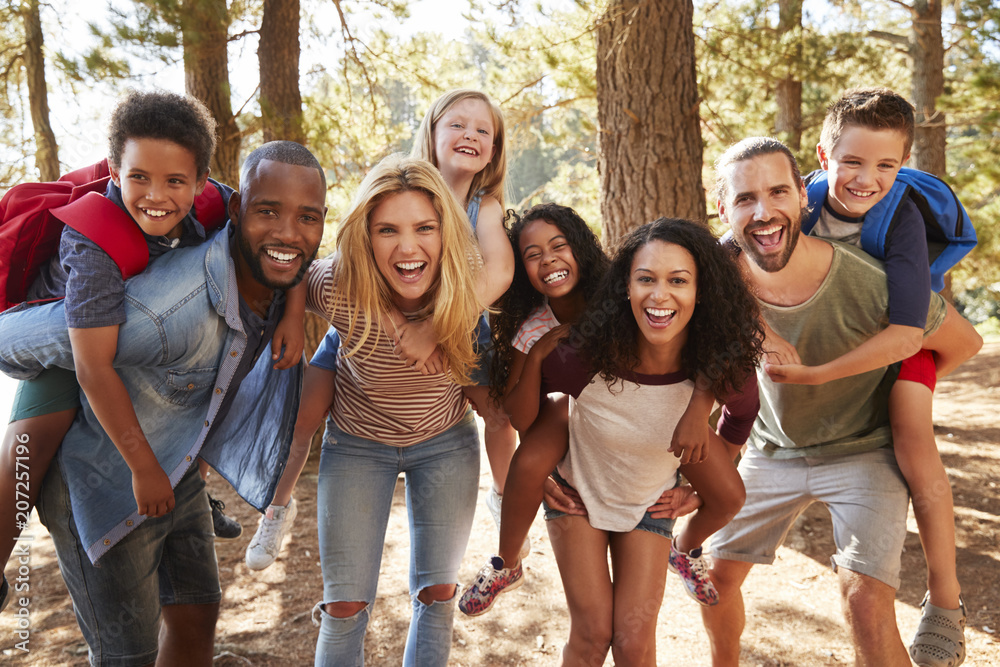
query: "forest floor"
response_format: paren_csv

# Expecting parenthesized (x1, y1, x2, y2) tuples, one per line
(2, 342, 998, 666)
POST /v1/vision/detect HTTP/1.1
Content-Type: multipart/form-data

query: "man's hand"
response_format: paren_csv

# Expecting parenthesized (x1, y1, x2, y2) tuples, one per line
(647, 484, 702, 519)
(543, 476, 587, 516)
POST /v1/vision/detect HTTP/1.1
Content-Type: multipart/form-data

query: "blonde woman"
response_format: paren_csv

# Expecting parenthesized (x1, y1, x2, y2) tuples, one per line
(305, 154, 496, 666)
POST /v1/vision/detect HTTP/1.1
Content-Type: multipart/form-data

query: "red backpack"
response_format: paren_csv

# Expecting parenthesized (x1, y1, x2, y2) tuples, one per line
(0, 159, 228, 312)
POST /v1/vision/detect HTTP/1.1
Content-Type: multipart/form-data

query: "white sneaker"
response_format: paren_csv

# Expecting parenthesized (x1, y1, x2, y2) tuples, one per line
(485, 487, 530, 560)
(245, 498, 298, 571)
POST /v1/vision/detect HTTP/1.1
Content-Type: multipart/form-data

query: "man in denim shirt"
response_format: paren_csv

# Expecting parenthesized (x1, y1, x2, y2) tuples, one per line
(0, 141, 326, 666)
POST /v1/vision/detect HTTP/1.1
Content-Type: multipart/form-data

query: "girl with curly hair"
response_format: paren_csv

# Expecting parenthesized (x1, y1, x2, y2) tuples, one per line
(479, 218, 762, 663)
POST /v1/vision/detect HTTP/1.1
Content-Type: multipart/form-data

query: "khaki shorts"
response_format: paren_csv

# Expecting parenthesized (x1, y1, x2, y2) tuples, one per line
(709, 446, 909, 588)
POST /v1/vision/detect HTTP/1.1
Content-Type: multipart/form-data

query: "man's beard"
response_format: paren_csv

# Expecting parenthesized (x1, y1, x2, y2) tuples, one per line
(734, 207, 807, 273)
(237, 230, 317, 290)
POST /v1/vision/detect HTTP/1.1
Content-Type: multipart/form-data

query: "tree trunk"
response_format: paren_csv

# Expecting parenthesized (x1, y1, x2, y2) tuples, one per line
(181, 0, 240, 187)
(260, 0, 304, 144)
(911, 0, 945, 176)
(21, 0, 58, 180)
(774, 0, 803, 151)
(596, 0, 705, 245)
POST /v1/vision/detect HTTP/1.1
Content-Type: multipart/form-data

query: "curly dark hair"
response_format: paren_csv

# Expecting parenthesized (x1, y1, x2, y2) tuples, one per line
(488, 203, 608, 402)
(573, 217, 763, 399)
(107, 89, 217, 176)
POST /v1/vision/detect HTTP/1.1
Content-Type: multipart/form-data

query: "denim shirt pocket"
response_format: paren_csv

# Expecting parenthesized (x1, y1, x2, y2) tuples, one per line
(155, 367, 219, 407)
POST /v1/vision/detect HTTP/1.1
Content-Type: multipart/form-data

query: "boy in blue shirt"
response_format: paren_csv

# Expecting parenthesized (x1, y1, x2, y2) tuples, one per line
(764, 87, 975, 667)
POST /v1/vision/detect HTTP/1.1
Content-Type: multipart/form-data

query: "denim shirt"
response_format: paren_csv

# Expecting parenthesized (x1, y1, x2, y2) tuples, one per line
(0, 225, 300, 563)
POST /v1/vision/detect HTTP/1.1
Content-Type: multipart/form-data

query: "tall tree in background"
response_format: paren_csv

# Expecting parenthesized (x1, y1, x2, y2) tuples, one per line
(909, 0, 945, 175)
(596, 0, 704, 243)
(774, 0, 803, 150)
(260, 0, 304, 144)
(21, 0, 58, 180)
(181, 0, 240, 186)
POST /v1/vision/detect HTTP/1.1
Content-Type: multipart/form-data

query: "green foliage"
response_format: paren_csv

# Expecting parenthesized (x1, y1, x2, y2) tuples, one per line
(3, 0, 999, 290)
(301, 0, 600, 232)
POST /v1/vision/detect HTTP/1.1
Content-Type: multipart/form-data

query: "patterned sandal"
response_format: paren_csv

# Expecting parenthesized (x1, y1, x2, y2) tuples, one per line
(909, 592, 967, 667)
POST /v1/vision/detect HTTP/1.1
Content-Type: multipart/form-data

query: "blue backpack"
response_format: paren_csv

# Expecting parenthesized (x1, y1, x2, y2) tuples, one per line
(803, 167, 976, 292)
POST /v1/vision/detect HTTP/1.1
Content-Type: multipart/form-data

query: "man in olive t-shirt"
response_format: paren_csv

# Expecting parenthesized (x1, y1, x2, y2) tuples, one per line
(699, 137, 981, 667)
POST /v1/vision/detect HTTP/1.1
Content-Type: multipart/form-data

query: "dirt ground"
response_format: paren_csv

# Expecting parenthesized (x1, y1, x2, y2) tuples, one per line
(2, 342, 998, 666)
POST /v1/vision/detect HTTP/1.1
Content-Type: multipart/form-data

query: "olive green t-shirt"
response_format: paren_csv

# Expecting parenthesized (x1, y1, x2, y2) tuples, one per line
(751, 241, 946, 459)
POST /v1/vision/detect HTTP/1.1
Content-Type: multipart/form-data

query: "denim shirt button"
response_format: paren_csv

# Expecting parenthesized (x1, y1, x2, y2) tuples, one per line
(204, 420, 209, 427)
(187, 383, 194, 389)
(126, 520, 133, 527)
(104, 539, 110, 545)
(186, 455, 192, 462)
(230, 350, 238, 357)
(215, 388, 222, 395)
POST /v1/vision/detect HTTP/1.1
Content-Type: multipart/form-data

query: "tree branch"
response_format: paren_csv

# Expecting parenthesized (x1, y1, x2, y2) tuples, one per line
(331, 0, 378, 126)
(867, 29, 909, 46)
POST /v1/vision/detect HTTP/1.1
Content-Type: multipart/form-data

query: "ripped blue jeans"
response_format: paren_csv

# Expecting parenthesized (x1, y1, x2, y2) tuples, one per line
(313, 411, 480, 667)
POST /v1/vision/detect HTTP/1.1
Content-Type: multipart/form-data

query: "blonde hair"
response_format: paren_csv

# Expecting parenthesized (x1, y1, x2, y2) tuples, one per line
(334, 154, 483, 384)
(411, 89, 508, 210)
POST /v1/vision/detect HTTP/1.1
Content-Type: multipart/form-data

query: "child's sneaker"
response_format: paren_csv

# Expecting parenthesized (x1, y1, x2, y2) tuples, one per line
(208, 495, 242, 540)
(485, 487, 531, 560)
(245, 499, 298, 571)
(458, 555, 524, 617)
(668, 539, 719, 606)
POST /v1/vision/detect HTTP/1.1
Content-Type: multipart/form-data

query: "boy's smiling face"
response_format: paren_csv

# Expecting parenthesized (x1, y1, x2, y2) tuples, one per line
(818, 126, 909, 218)
(110, 137, 208, 239)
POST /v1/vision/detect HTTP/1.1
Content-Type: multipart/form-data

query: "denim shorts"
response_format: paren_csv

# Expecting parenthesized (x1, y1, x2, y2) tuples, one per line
(37, 461, 221, 667)
(8, 367, 81, 422)
(710, 445, 909, 588)
(542, 470, 675, 540)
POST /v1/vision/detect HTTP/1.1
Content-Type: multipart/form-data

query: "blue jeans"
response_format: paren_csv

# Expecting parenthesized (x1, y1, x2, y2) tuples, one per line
(37, 462, 220, 667)
(313, 411, 480, 667)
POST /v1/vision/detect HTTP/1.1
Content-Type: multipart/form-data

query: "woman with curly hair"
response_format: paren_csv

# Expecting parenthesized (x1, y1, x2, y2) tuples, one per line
(533, 218, 761, 665)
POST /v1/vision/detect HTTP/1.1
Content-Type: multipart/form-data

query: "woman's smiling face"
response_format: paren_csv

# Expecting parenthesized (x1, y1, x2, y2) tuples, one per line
(628, 240, 698, 362)
(368, 190, 443, 311)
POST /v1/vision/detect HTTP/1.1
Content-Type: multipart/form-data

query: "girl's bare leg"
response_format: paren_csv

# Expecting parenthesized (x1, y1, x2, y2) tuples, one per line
(497, 396, 569, 566)
(464, 385, 517, 492)
(608, 529, 671, 666)
(549, 514, 613, 666)
(674, 431, 745, 553)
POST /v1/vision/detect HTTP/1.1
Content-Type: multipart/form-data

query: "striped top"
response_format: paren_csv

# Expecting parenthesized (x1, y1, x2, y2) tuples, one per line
(512, 302, 560, 353)
(306, 256, 468, 446)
